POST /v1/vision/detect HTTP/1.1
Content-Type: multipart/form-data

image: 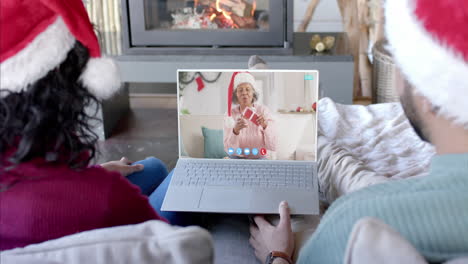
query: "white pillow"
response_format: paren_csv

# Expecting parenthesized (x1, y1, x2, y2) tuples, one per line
(275, 114, 313, 160)
(1, 220, 213, 264)
(344, 217, 426, 264)
(344, 217, 468, 264)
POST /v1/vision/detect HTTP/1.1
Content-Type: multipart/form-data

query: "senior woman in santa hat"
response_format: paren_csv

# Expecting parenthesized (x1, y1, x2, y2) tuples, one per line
(223, 72, 277, 159)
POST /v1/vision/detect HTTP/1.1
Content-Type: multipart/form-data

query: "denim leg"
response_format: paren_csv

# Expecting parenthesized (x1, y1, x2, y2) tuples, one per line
(148, 170, 200, 226)
(126, 157, 168, 196)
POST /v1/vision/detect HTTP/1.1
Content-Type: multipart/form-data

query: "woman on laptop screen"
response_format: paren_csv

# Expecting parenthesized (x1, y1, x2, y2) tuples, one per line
(224, 72, 277, 159)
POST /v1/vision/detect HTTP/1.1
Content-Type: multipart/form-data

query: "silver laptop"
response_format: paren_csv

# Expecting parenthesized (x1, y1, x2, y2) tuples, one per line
(162, 70, 319, 215)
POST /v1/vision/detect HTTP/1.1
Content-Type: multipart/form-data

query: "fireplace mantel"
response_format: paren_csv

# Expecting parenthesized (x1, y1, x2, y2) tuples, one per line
(121, 0, 293, 55)
(97, 33, 353, 139)
(116, 33, 354, 104)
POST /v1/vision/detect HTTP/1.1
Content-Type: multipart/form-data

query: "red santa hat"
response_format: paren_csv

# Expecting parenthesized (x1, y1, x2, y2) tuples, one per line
(225, 72, 256, 128)
(0, 0, 120, 99)
(385, 0, 468, 128)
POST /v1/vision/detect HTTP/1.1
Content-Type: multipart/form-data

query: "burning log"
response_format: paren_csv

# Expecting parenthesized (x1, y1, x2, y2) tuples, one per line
(231, 14, 256, 29)
(173, 0, 258, 30)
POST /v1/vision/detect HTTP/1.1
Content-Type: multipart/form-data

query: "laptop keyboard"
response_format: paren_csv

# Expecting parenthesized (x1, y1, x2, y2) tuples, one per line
(172, 160, 315, 190)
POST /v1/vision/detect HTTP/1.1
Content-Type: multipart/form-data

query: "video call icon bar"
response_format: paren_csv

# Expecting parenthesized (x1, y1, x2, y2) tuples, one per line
(228, 147, 266, 156)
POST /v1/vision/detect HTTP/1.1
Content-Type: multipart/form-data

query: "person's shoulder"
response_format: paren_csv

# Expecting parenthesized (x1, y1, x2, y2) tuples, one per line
(330, 175, 451, 211)
(226, 104, 241, 117)
(232, 104, 241, 113)
(255, 104, 272, 115)
(255, 103, 267, 111)
(0, 162, 122, 194)
(48, 165, 124, 187)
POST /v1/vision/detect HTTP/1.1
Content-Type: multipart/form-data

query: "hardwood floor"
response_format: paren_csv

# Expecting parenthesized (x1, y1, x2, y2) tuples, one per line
(95, 106, 179, 170)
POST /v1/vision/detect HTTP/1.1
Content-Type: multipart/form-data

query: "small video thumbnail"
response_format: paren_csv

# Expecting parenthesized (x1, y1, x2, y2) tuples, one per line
(178, 70, 318, 161)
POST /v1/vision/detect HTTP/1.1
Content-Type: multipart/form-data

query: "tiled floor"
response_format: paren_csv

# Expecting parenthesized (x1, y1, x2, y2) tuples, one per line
(95, 107, 179, 170)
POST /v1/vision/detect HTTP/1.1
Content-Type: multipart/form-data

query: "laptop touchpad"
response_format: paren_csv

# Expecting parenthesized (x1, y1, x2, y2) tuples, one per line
(199, 188, 252, 211)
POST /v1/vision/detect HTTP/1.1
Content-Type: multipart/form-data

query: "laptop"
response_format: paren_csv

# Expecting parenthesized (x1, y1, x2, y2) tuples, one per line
(162, 70, 319, 215)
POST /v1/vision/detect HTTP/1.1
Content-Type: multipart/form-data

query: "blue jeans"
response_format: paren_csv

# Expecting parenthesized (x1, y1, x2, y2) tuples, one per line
(126, 157, 196, 226)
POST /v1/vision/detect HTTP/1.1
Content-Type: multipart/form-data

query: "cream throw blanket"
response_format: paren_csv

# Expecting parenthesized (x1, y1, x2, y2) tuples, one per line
(317, 98, 435, 203)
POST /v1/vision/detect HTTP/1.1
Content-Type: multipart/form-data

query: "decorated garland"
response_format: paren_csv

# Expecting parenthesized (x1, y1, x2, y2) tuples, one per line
(179, 72, 222, 95)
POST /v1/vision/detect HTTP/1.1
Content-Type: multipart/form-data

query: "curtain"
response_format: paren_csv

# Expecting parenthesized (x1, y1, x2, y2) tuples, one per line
(337, 0, 384, 98)
(83, 0, 122, 55)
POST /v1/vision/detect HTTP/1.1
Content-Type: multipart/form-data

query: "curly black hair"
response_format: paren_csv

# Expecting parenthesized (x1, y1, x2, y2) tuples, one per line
(0, 41, 99, 169)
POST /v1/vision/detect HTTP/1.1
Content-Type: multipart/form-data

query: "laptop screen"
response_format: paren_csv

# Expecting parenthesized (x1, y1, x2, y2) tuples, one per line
(177, 70, 318, 161)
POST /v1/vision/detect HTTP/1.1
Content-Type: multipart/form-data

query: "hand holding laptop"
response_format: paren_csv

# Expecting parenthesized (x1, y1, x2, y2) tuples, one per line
(249, 201, 295, 264)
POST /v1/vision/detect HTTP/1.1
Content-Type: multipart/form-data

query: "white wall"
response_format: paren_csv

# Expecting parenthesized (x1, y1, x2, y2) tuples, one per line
(180, 71, 318, 115)
(179, 72, 229, 115)
(294, 0, 343, 32)
(272, 72, 318, 112)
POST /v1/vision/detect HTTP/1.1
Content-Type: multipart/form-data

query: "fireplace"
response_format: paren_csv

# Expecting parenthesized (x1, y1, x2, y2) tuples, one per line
(121, 0, 293, 55)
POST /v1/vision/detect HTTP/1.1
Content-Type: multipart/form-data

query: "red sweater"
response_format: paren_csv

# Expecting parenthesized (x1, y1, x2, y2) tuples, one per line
(0, 153, 164, 251)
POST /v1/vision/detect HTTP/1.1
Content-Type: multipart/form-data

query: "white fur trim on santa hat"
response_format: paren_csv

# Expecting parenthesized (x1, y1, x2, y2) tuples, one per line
(234, 73, 256, 90)
(224, 116, 236, 128)
(0, 18, 74, 95)
(79, 56, 121, 100)
(386, 0, 468, 128)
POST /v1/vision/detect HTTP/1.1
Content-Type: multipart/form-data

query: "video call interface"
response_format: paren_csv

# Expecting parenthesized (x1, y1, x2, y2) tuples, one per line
(178, 70, 318, 161)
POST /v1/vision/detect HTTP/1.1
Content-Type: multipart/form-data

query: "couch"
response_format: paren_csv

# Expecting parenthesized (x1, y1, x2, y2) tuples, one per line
(344, 217, 468, 264)
(0, 220, 213, 264)
(180, 113, 316, 161)
(2, 98, 450, 264)
(4, 216, 467, 264)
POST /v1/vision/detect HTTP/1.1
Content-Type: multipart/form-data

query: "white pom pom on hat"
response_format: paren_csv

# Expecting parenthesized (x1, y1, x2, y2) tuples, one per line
(224, 116, 236, 128)
(80, 57, 121, 100)
(0, 0, 121, 100)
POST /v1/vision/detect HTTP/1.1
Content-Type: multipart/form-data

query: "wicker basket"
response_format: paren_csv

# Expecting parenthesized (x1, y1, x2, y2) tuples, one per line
(372, 40, 399, 103)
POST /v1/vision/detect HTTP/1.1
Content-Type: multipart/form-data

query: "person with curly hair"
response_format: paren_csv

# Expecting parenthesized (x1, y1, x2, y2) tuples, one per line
(0, 0, 184, 250)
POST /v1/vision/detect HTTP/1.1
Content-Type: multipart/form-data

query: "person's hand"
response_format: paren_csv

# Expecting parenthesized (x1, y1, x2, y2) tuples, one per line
(249, 201, 295, 263)
(257, 114, 268, 129)
(100, 157, 144, 177)
(233, 117, 248, 135)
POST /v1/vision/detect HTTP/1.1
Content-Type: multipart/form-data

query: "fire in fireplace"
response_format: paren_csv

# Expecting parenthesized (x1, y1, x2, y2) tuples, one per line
(170, 0, 266, 30)
(122, 0, 293, 54)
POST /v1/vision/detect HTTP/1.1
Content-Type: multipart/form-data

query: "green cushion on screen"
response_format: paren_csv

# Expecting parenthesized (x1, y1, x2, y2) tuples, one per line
(201, 126, 227, 159)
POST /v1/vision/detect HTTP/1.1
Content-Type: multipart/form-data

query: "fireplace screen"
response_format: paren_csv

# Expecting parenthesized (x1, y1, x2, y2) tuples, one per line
(145, 0, 270, 31)
(125, 0, 290, 48)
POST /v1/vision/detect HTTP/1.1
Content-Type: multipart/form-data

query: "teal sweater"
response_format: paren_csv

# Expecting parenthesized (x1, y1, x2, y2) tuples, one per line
(298, 153, 468, 263)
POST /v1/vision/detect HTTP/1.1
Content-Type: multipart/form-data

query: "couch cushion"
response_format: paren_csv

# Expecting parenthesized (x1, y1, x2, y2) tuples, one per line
(274, 113, 315, 160)
(0, 220, 213, 264)
(344, 217, 468, 264)
(344, 217, 427, 264)
(180, 115, 223, 158)
(180, 114, 315, 160)
(444, 257, 468, 264)
(202, 126, 227, 159)
(317, 98, 435, 203)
